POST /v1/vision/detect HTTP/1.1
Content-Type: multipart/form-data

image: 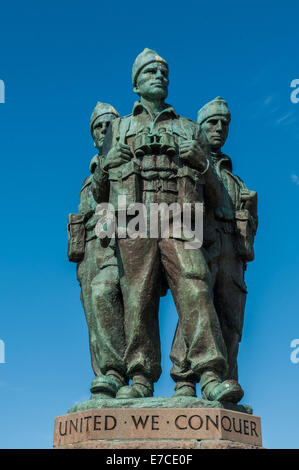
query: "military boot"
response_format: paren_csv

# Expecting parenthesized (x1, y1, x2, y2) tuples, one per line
(90, 369, 127, 398)
(172, 381, 196, 397)
(200, 369, 244, 403)
(116, 375, 154, 399)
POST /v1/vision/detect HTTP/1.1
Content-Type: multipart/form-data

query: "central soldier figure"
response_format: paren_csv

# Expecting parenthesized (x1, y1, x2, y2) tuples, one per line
(92, 48, 244, 402)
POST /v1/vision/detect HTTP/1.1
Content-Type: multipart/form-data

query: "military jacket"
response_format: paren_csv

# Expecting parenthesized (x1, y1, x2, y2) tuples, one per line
(78, 173, 99, 242)
(211, 152, 258, 261)
(92, 102, 224, 208)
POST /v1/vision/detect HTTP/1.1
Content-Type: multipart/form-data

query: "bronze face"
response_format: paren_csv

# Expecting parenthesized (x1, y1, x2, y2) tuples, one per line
(92, 113, 116, 151)
(201, 115, 229, 150)
(135, 62, 169, 101)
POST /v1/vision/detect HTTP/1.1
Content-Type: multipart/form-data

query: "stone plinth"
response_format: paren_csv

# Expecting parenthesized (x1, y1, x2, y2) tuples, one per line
(53, 398, 262, 449)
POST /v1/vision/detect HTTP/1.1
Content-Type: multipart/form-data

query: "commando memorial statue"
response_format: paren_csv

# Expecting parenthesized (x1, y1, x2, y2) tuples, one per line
(63, 50, 259, 443)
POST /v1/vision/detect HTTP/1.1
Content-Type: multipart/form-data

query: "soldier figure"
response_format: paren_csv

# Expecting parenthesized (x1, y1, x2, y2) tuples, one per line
(92, 49, 244, 402)
(68, 102, 127, 398)
(170, 97, 258, 396)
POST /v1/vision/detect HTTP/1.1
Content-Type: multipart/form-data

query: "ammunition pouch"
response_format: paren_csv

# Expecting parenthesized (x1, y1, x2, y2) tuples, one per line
(234, 209, 255, 262)
(108, 160, 141, 210)
(142, 178, 177, 193)
(67, 213, 85, 262)
(177, 166, 205, 206)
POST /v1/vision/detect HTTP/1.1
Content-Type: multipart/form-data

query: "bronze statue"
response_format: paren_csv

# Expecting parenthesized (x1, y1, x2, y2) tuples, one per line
(91, 49, 245, 403)
(68, 50, 257, 407)
(170, 97, 258, 395)
(68, 102, 128, 398)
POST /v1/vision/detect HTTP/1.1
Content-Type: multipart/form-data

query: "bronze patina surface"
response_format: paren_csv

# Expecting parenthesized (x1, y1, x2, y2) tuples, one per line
(67, 49, 258, 411)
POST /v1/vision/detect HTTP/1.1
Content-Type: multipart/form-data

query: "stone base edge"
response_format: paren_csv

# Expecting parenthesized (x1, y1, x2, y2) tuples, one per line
(54, 439, 263, 450)
(54, 407, 262, 447)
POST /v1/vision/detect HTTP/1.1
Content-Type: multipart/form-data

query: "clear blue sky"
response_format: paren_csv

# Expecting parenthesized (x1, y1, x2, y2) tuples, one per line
(0, 0, 299, 449)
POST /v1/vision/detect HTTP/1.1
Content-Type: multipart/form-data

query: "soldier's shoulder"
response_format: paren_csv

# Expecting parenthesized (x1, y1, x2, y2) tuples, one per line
(120, 113, 133, 120)
(221, 157, 247, 187)
(234, 173, 247, 187)
(220, 151, 230, 159)
(114, 113, 133, 124)
(80, 175, 93, 192)
(110, 114, 133, 133)
(219, 152, 233, 168)
(178, 115, 198, 127)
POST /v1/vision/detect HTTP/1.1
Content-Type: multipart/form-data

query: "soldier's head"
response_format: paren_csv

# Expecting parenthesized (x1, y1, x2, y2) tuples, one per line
(197, 97, 231, 151)
(132, 48, 169, 103)
(90, 102, 119, 152)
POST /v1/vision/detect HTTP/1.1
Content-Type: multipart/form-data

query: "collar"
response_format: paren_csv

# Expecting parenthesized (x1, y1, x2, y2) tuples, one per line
(210, 151, 233, 171)
(132, 101, 179, 119)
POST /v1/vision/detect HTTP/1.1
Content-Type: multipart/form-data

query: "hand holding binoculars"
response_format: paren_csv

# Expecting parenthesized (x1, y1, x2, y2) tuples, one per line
(179, 140, 208, 172)
(133, 127, 177, 157)
(103, 142, 133, 171)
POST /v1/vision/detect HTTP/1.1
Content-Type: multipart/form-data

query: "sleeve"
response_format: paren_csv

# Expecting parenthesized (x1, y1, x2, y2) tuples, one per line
(91, 119, 118, 203)
(91, 156, 110, 203)
(78, 176, 94, 220)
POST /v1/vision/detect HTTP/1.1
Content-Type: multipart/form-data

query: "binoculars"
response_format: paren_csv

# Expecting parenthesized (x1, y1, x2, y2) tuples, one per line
(134, 127, 177, 157)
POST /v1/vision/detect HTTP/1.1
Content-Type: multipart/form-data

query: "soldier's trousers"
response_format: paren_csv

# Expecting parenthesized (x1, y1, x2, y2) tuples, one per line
(77, 238, 126, 379)
(170, 230, 247, 383)
(117, 237, 228, 383)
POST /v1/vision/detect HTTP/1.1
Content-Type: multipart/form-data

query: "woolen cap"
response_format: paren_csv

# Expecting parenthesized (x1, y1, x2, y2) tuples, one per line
(90, 102, 119, 133)
(197, 97, 231, 125)
(132, 48, 168, 87)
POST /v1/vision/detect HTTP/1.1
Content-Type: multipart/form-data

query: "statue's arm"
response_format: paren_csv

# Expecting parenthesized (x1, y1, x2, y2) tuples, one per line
(180, 123, 226, 209)
(78, 176, 94, 220)
(91, 155, 110, 203)
(235, 175, 258, 233)
(92, 124, 113, 202)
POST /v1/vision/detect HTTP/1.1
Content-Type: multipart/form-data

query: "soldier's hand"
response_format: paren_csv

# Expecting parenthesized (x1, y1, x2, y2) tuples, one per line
(179, 140, 208, 172)
(103, 143, 133, 170)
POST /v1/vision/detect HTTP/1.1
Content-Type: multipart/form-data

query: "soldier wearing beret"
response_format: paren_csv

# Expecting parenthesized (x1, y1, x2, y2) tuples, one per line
(92, 50, 244, 402)
(170, 97, 258, 397)
(68, 102, 128, 398)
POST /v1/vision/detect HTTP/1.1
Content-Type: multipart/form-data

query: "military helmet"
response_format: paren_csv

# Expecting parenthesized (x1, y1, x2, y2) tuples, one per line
(132, 48, 168, 87)
(197, 97, 231, 126)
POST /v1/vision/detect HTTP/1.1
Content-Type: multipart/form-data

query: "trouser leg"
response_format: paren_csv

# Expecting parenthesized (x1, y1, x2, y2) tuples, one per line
(117, 238, 162, 383)
(77, 238, 104, 376)
(220, 324, 241, 381)
(169, 243, 219, 385)
(214, 235, 247, 381)
(214, 269, 247, 381)
(170, 321, 198, 384)
(91, 265, 126, 379)
(161, 238, 228, 379)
